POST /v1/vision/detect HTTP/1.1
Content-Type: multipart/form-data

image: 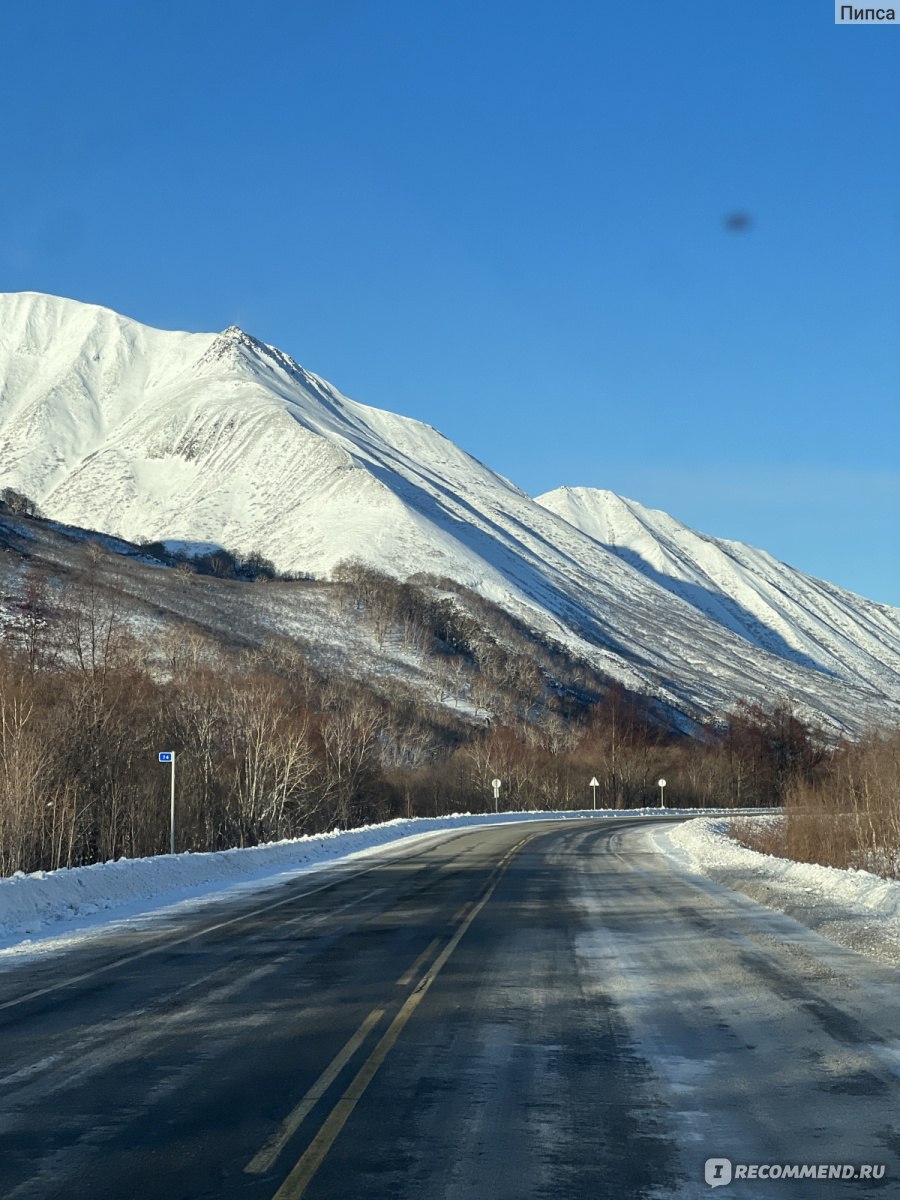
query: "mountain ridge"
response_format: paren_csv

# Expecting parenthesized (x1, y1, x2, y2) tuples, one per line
(2, 290, 898, 734)
(536, 485, 900, 687)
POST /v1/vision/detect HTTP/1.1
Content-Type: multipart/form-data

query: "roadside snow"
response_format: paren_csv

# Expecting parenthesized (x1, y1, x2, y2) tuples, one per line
(0, 807, 718, 960)
(653, 817, 900, 966)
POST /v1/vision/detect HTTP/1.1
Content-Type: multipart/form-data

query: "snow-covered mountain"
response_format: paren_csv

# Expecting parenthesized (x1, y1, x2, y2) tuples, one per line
(2, 291, 899, 733)
(536, 487, 900, 713)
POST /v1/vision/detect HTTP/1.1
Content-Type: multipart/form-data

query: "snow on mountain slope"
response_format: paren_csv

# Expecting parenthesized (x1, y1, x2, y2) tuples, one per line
(536, 486, 900, 705)
(2, 292, 899, 733)
(0, 292, 213, 496)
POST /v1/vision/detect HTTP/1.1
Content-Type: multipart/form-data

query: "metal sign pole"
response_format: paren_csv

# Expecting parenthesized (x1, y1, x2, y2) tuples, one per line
(491, 777, 501, 813)
(170, 753, 176, 854)
(589, 775, 599, 811)
(159, 752, 176, 854)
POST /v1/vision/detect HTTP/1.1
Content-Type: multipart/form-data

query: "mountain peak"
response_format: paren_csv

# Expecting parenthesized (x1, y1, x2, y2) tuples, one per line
(194, 324, 272, 376)
(1, 293, 899, 734)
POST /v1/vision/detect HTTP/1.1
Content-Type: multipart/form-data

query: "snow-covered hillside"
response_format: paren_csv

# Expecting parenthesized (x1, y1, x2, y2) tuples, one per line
(2, 291, 899, 732)
(537, 486, 900, 709)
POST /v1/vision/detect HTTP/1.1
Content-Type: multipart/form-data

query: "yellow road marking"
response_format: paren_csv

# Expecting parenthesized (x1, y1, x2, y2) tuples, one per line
(395, 937, 442, 988)
(270, 834, 535, 1200)
(245, 1006, 386, 1176)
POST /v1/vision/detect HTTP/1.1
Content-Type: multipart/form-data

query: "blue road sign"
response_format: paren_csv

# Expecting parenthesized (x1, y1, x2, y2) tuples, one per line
(158, 752, 173, 762)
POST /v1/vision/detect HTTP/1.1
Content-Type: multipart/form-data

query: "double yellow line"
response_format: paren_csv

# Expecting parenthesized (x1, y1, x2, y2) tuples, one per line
(246, 833, 534, 1200)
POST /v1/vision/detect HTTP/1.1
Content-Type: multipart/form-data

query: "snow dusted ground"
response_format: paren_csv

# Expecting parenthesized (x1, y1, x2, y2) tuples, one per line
(0, 808, 713, 962)
(654, 816, 900, 966)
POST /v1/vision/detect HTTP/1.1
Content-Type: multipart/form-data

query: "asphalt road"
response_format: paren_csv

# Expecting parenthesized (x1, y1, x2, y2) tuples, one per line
(0, 817, 898, 1199)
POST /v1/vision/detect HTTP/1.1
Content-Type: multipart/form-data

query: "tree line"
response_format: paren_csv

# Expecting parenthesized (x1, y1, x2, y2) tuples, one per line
(0, 550, 869, 877)
(735, 725, 900, 877)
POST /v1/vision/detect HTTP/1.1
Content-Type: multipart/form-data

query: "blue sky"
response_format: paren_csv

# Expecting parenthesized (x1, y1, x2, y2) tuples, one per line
(2, 1, 898, 601)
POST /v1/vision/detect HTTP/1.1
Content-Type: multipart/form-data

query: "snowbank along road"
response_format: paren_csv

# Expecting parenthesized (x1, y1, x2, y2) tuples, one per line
(0, 816, 897, 1199)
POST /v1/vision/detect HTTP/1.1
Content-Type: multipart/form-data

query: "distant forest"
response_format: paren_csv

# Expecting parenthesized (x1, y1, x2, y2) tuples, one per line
(4, 527, 884, 877)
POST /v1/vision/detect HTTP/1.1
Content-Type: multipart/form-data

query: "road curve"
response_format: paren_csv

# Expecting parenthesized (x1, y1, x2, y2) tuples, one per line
(0, 817, 898, 1199)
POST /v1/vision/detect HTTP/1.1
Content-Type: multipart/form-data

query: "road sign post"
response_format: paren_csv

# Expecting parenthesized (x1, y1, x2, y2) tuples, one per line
(589, 776, 599, 811)
(658, 777, 667, 809)
(159, 752, 176, 854)
(491, 777, 501, 813)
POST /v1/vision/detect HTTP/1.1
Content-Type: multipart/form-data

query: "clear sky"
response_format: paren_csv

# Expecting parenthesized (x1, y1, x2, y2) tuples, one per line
(2, 1, 898, 602)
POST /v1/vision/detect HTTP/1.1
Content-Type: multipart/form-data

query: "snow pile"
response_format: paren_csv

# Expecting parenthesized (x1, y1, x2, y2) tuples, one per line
(655, 817, 900, 963)
(0, 808, 706, 955)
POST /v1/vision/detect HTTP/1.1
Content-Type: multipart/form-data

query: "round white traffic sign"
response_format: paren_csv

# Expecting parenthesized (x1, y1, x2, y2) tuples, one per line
(657, 778, 666, 787)
(491, 778, 501, 789)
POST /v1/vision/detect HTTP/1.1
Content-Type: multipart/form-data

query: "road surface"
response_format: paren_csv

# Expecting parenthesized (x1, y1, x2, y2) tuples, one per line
(0, 817, 897, 1198)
